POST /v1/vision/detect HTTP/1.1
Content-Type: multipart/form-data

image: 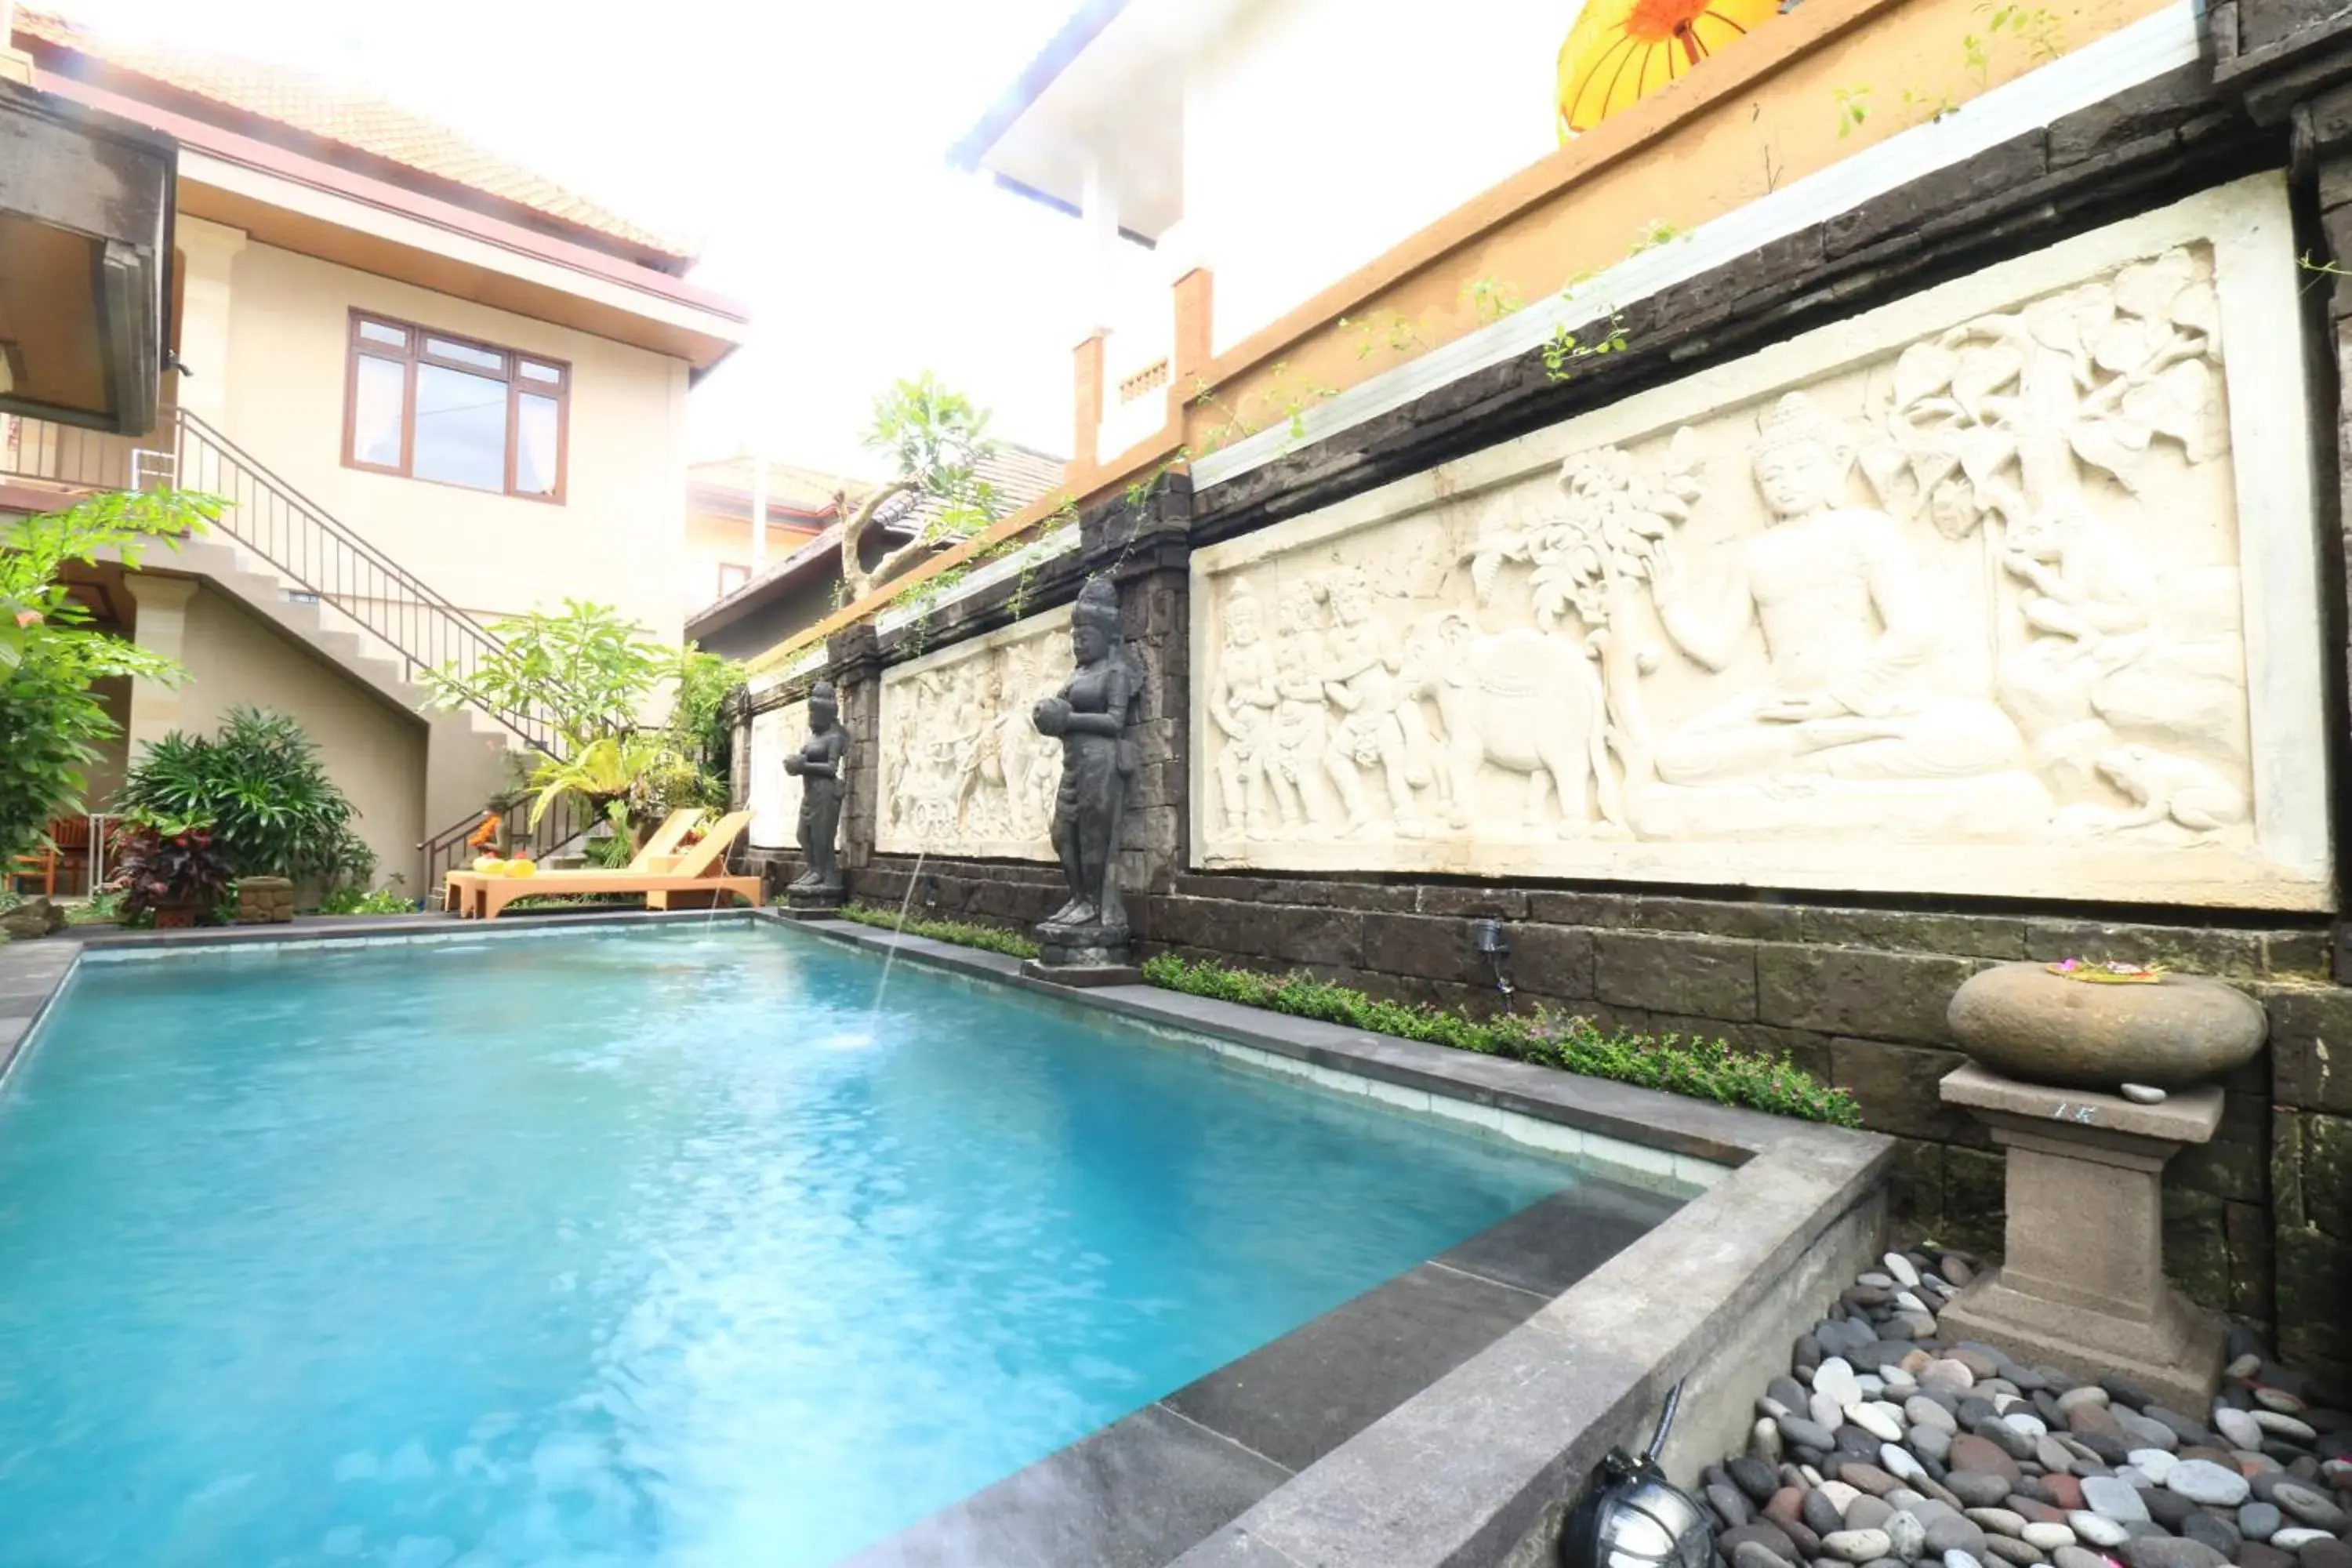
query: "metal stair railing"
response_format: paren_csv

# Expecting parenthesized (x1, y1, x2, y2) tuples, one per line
(158, 410, 606, 888)
(166, 408, 564, 756)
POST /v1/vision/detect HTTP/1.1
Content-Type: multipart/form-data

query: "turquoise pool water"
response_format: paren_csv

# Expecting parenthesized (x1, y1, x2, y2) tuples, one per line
(0, 923, 1653, 1566)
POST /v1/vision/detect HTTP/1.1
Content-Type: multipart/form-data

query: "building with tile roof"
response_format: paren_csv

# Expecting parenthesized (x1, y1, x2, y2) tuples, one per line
(13, 6, 695, 270)
(0, 5, 752, 891)
(686, 441, 1067, 662)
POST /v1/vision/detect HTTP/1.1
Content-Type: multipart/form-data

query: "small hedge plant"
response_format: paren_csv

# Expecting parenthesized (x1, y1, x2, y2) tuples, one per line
(1141, 954, 1862, 1127)
(836, 902, 1040, 960)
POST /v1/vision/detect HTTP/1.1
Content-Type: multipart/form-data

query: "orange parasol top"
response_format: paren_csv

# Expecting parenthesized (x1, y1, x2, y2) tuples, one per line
(1555, 0, 1782, 136)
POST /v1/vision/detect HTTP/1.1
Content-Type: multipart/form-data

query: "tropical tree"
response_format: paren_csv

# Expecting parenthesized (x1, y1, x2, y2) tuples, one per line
(836, 373, 1007, 600)
(419, 598, 670, 753)
(0, 489, 213, 867)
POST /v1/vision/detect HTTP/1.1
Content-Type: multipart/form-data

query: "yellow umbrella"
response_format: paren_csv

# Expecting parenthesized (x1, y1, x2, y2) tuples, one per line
(1556, 0, 1782, 136)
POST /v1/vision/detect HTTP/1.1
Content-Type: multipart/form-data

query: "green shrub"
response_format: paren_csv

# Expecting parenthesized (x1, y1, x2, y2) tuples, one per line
(117, 707, 373, 885)
(1, 489, 209, 866)
(836, 902, 1040, 960)
(318, 884, 417, 916)
(1140, 953, 1862, 1127)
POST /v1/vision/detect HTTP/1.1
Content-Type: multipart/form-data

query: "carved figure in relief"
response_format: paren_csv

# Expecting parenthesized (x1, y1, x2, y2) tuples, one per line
(1402, 615, 1618, 834)
(1864, 244, 2249, 837)
(949, 663, 1019, 838)
(1265, 582, 1331, 828)
(1650, 392, 2024, 786)
(781, 681, 848, 894)
(1033, 578, 1143, 932)
(1466, 434, 1704, 796)
(1316, 565, 1432, 837)
(1209, 583, 1281, 836)
(1004, 644, 1062, 840)
(2089, 743, 2249, 834)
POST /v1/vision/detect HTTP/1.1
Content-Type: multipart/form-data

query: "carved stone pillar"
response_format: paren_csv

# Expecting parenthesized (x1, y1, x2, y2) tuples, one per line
(1080, 467, 1193, 909)
(828, 624, 884, 874)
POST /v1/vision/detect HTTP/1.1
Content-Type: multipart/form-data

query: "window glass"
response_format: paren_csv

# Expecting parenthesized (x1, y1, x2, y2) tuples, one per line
(351, 354, 406, 468)
(413, 364, 510, 492)
(514, 393, 561, 496)
(347, 313, 567, 500)
(424, 336, 504, 373)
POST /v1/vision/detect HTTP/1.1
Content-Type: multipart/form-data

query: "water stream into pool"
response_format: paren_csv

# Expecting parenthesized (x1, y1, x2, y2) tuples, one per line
(0, 923, 1671, 1566)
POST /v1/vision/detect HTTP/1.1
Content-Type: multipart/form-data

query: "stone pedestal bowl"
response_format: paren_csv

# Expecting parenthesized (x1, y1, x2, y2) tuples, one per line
(1946, 962, 2267, 1090)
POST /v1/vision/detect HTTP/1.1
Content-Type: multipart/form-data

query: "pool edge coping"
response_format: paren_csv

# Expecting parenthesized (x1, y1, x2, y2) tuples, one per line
(765, 912, 1896, 1568)
(0, 909, 768, 1087)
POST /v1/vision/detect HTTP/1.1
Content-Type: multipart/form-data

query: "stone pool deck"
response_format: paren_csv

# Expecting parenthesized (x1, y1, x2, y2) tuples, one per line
(0, 909, 1896, 1566)
(782, 913, 1896, 1567)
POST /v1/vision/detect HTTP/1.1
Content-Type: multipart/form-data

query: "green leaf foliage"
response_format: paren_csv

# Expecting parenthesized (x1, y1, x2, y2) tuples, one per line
(862, 373, 1004, 543)
(420, 599, 670, 753)
(318, 884, 419, 915)
(1141, 954, 1863, 1127)
(116, 706, 375, 884)
(0, 489, 214, 864)
(107, 816, 236, 919)
(835, 902, 1040, 960)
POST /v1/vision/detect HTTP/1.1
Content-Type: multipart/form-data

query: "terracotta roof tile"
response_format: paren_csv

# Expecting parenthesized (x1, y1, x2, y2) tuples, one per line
(13, 7, 695, 263)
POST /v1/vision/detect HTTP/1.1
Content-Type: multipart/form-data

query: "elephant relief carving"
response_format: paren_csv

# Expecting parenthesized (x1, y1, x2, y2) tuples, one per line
(1402, 615, 1618, 836)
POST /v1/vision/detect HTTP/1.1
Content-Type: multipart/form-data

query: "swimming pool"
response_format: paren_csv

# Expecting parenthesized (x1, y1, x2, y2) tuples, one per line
(0, 921, 1689, 1566)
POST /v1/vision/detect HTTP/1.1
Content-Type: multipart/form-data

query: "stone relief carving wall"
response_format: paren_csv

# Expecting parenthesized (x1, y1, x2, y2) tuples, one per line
(747, 700, 808, 851)
(1189, 181, 2333, 909)
(876, 605, 1076, 861)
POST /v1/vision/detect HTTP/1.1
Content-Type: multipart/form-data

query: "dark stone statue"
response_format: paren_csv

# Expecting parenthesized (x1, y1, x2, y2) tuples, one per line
(783, 680, 848, 906)
(1029, 576, 1145, 975)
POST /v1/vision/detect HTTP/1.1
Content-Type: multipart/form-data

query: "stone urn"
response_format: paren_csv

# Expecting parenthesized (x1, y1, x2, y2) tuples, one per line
(1947, 962, 2266, 1090)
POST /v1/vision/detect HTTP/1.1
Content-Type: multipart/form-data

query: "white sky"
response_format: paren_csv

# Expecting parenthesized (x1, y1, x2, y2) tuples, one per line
(58, 0, 1095, 481)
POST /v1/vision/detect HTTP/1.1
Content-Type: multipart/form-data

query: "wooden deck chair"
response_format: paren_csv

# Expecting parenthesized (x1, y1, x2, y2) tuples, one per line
(444, 808, 706, 915)
(472, 811, 760, 922)
(8, 844, 56, 898)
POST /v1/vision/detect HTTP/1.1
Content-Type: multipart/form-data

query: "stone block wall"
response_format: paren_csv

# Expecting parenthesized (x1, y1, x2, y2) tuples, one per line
(1123, 875, 2339, 1370)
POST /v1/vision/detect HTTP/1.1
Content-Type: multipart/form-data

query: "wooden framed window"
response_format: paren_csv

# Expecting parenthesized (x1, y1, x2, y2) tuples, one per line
(343, 310, 569, 502)
(717, 562, 751, 597)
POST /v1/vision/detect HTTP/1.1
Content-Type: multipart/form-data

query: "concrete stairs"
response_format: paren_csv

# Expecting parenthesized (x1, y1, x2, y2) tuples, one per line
(150, 533, 529, 846)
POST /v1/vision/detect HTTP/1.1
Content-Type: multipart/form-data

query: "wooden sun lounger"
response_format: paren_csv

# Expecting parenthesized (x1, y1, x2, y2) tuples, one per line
(470, 811, 761, 922)
(443, 808, 706, 914)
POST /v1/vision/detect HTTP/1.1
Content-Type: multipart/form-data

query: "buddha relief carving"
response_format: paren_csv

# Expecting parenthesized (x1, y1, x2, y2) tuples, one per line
(1190, 194, 2329, 908)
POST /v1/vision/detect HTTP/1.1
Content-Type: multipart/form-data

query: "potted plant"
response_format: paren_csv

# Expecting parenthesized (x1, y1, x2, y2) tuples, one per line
(108, 809, 235, 928)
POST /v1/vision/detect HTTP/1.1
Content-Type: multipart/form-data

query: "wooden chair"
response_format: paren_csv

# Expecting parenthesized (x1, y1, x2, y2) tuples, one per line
(466, 811, 760, 921)
(444, 808, 706, 914)
(46, 816, 89, 897)
(7, 845, 56, 898)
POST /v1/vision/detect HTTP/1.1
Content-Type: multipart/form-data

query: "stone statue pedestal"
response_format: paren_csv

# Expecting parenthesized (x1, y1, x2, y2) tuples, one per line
(1936, 1062, 2226, 1410)
(782, 884, 844, 917)
(1022, 920, 1141, 988)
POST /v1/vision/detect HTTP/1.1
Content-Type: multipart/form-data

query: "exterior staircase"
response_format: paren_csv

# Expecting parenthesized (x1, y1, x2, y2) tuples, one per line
(1, 407, 591, 891)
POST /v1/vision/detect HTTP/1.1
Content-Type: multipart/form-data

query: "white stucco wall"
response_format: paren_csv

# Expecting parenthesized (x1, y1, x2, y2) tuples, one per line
(1185, 0, 1569, 354)
(211, 238, 692, 644)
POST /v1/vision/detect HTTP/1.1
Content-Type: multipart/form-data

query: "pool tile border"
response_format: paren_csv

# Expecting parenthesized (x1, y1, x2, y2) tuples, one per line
(769, 913, 1894, 1568)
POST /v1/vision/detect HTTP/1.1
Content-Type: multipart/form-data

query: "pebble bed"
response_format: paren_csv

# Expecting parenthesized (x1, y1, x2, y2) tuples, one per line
(1700, 1250, 2352, 1568)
